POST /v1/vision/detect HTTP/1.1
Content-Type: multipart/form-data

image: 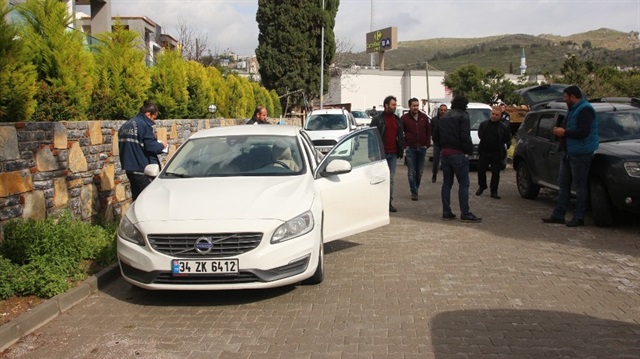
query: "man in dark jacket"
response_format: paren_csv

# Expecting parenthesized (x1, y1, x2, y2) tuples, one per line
(499, 103, 511, 123)
(476, 107, 511, 199)
(430, 104, 448, 183)
(370, 95, 404, 212)
(401, 98, 431, 201)
(246, 106, 269, 124)
(432, 96, 481, 222)
(118, 100, 166, 201)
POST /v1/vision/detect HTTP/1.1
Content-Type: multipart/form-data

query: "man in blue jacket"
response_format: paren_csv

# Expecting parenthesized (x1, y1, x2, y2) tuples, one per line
(542, 85, 598, 227)
(118, 101, 167, 201)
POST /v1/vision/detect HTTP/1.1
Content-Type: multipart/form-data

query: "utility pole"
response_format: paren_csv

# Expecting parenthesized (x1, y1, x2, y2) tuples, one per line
(320, 0, 325, 109)
(425, 60, 431, 114)
(370, 0, 374, 68)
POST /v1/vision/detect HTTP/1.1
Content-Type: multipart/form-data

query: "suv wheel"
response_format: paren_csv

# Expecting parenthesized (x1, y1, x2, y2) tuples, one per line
(590, 178, 614, 227)
(516, 162, 540, 199)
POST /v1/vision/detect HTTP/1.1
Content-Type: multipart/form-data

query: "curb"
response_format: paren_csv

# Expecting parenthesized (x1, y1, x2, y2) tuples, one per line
(0, 263, 121, 352)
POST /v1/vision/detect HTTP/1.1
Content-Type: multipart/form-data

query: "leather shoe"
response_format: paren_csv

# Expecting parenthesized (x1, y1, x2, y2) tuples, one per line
(490, 193, 501, 199)
(475, 187, 485, 196)
(411, 193, 418, 201)
(431, 173, 437, 183)
(541, 216, 565, 224)
(389, 204, 397, 213)
(566, 218, 584, 227)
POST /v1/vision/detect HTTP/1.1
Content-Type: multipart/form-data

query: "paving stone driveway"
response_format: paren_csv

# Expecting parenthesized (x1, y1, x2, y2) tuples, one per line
(2, 165, 639, 359)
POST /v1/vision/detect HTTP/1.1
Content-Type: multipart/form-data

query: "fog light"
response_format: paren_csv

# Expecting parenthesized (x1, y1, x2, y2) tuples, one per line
(624, 197, 633, 205)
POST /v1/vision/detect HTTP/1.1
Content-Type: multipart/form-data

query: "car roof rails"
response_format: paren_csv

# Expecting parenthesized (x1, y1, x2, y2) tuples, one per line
(589, 97, 640, 108)
(543, 101, 568, 110)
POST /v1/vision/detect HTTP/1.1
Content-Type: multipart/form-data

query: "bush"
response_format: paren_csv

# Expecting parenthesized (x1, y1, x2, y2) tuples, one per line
(0, 257, 18, 300)
(0, 212, 117, 299)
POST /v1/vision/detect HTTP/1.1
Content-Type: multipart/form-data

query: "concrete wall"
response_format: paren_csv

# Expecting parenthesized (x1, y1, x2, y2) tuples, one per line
(0, 118, 298, 231)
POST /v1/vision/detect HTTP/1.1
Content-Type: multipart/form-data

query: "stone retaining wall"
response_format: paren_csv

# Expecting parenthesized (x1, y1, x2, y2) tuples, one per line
(0, 117, 301, 230)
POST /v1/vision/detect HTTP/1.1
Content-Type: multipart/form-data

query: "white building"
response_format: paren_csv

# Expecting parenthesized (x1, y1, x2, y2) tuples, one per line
(325, 68, 447, 112)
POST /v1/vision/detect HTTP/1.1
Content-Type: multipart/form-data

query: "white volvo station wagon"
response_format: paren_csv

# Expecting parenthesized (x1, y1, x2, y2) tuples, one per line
(117, 125, 390, 290)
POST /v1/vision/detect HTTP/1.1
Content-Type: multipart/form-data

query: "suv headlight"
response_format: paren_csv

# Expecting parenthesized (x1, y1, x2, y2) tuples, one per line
(271, 211, 314, 244)
(623, 162, 640, 178)
(118, 216, 145, 246)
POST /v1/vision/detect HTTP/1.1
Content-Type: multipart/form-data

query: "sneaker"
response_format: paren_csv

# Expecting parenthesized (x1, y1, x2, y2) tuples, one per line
(460, 213, 482, 222)
(490, 193, 501, 199)
(389, 204, 397, 213)
(411, 193, 418, 201)
(541, 216, 565, 224)
(431, 173, 437, 183)
(566, 218, 584, 227)
(442, 212, 457, 221)
(475, 187, 486, 196)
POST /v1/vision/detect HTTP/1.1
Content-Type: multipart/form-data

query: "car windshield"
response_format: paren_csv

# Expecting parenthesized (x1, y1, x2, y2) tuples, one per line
(304, 114, 347, 130)
(161, 135, 304, 177)
(598, 110, 640, 142)
(468, 109, 491, 130)
(351, 111, 368, 118)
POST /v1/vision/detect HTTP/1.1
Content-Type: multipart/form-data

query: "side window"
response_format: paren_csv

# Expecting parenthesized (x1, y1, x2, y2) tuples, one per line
(323, 128, 383, 169)
(536, 113, 558, 141)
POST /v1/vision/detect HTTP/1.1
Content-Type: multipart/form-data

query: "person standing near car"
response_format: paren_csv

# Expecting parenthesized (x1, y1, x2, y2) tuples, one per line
(401, 98, 431, 201)
(430, 104, 448, 183)
(499, 102, 510, 123)
(118, 100, 167, 201)
(476, 107, 511, 199)
(542, 85, 598, 227)
(370, 95, 405, 212)
(246, 106, 269, 124)
(432, 96, 482, 222)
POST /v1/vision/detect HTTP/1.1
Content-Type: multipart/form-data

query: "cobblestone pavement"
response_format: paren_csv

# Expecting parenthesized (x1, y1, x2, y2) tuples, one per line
(2, 165, 639, 359)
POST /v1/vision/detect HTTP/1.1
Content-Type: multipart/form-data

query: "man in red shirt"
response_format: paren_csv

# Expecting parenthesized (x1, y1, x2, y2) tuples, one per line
(370, 96, 405, 212)
(401, 98, 431, 201)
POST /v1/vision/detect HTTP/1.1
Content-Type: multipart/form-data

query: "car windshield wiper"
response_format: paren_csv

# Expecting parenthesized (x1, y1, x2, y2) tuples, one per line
(164, 172, 192, 178)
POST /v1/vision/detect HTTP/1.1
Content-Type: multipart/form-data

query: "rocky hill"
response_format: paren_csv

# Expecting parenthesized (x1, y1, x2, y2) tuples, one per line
(341, 28, 639, 74)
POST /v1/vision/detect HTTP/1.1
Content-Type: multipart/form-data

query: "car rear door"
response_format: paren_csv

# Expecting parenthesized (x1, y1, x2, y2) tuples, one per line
(532, 113, 563, 186)
(314, 128, 390, 242)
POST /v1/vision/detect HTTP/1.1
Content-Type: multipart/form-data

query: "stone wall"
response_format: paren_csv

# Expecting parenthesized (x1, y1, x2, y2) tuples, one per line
(0, 117, 301, 230)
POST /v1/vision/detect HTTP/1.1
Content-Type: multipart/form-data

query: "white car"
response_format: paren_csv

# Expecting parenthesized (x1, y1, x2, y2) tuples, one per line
(351, 109, 372, 127)
(303, 108, 359, 155)
(117, 125, 390, 290)
(428, 102, 492, 165)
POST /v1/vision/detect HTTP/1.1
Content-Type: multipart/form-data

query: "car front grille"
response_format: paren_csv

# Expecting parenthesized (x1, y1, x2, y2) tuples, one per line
(312, 139, 337, 147)
(147, 232, 263, 258)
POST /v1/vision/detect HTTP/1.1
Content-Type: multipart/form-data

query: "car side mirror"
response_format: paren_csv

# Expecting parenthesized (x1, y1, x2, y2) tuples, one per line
(320, 159, 352, 177)
(144, 164, 160, 177)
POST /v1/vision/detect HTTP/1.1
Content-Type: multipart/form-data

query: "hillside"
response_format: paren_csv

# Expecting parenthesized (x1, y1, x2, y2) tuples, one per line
(342, 28, 639, 74)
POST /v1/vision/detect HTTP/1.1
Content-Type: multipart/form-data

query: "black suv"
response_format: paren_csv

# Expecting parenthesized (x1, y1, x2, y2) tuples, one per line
(513, 84, 640, 226)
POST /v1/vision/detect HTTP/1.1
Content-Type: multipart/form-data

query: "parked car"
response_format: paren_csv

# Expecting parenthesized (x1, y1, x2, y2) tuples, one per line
(303, 108, 359, 155)
(428, 102, 492, 166)
(117, 125, 390, 290)
(351, 109, 372, 127)
(513, 84, 640, 226)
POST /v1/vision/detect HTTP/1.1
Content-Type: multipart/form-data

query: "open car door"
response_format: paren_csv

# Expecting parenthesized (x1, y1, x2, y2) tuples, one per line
(314, 128, 390, 242)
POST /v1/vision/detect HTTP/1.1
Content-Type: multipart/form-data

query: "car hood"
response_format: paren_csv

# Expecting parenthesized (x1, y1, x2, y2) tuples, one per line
(304, 129, 349, 142)
(598, 140, 640, 158)
(130, 176, 315, 223)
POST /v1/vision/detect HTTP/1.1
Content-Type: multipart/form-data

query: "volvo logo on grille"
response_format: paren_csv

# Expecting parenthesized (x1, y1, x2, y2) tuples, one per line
(194, 237, 214, 254)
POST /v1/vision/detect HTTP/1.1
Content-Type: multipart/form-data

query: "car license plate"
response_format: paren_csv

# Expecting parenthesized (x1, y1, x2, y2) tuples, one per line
(171, 259, 239, 275)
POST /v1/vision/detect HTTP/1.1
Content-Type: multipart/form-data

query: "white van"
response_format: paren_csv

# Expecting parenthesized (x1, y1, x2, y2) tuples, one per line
(429, 102, 492, 166)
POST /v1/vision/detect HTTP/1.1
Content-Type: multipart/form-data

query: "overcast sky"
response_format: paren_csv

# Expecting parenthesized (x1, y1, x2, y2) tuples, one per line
(104, 0, 640, 56)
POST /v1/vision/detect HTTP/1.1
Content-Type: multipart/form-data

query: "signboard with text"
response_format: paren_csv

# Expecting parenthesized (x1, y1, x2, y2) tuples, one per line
(365, 27, 398, 54)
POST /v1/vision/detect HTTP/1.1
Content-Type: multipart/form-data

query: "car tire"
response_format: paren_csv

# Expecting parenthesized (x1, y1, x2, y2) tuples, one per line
(516, 162, 540, 199)
(302, 241, 324, 285)
(590, 178, 614, 227)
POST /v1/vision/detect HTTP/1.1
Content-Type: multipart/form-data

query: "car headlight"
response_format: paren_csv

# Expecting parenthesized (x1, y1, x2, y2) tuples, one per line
(623, 162, 640, 178)
(271, 211, 314, 244)
(118, 216, 145, 246)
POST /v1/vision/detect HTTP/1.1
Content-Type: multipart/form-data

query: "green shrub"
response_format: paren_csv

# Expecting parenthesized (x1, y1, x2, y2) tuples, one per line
(0, 256, 17, 300)
(0, 212, 117, 298)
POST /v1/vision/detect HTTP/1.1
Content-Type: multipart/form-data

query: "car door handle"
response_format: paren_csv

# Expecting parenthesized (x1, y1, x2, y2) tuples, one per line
(370, 177, 386, 185)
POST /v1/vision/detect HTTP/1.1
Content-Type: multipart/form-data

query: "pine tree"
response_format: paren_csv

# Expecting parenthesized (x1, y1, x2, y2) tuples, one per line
(148, 50, 189, 119)
(185, 60, 215, 118)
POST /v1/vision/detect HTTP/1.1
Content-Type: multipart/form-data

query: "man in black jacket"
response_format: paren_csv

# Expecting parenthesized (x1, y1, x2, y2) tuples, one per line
(432, 96, 481, 222)
(246, 106, 269, 124)
(476, 107, 511, 199)
(370, 95, 404, 212)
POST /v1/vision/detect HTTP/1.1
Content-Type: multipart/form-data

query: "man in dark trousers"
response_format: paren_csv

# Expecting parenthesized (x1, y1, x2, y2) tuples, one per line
(431, 104, 448, 183)
(118, 100, 167, 201)
(475, 107, 511, 199)
(370, 95, 404, 212)
(432, 96, 481, 222)
(246, 106, 269, 124)
(542, 85, 598, 227)
(401, 98, 431, 201)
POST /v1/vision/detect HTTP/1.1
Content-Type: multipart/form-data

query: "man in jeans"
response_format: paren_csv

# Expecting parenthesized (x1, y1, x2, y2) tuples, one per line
(432, 96, 482, 222)
(370, 95, 404, 212)
(431, 104, 448, 183)
(401, 98, 431, 201)
(542, 85, 598, 227)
